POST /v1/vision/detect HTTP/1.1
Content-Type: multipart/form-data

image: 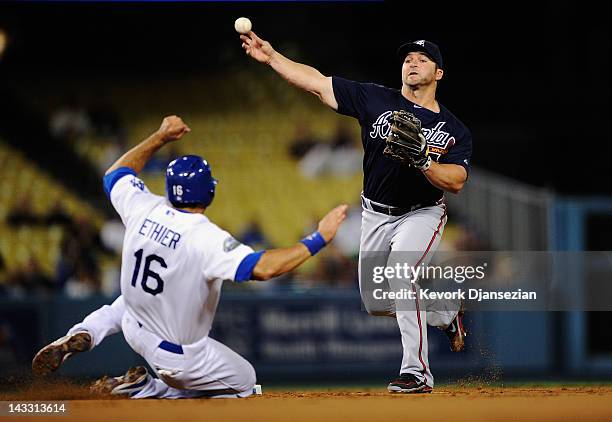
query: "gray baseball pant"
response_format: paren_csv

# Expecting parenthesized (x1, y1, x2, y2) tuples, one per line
(358, 196, 459, 387)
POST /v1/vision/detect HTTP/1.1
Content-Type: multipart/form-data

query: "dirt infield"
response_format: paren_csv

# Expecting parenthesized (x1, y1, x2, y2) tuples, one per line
(2, 383, 612, 421)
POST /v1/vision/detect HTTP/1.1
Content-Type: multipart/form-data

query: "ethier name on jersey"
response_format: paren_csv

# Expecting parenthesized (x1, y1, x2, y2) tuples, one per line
(138, 218, 182, 249)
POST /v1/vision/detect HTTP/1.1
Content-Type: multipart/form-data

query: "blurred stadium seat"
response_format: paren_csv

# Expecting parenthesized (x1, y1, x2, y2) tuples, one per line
(0, 141, 104, 276)
(68, 74, 364, 247)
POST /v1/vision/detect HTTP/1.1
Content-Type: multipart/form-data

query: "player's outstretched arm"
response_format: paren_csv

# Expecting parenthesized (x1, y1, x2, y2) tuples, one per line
(105, 116, 190, 176)
(251, 204, 348, 281)
(240, 31, 338, 110)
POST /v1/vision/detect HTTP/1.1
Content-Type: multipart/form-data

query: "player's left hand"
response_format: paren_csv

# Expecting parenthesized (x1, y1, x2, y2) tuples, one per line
(317, 204, 349, 243)
(383, 110, 431, 170)
(157, 115, 191, 143)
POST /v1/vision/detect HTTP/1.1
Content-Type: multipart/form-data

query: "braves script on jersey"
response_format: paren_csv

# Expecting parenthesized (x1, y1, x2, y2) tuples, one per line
(108, 170, 254, 345)
(332, 77, 472, 208)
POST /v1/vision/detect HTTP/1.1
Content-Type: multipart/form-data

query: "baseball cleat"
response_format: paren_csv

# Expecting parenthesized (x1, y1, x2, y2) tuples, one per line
(91, 366, 150, 396)
(32, 331, 92, 376)
(387, 373, 432, 393)
(444, 308, 467, 352)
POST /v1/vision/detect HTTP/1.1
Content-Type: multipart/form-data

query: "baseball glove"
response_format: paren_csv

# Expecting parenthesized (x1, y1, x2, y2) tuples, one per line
(383, 110, 432, 171)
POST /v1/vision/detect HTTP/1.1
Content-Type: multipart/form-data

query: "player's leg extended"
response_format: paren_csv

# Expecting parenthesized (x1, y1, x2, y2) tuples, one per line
(395, 205, 466, 352)
(67, 295, 126, 347)
(92, 365, 203, 399)
(93, 363, 255, 400)
(121, 311, 256, 399)
(387, 204, 447, 390)
(358, 205, 394, 316)
(32, 295, 126, 376)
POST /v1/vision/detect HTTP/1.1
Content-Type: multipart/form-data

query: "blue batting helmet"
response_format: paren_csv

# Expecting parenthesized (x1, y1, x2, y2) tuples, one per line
(166, 155, 218, 208)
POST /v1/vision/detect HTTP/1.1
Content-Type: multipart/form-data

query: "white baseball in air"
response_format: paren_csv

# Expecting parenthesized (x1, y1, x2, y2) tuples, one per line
(234, 17, 252, 34)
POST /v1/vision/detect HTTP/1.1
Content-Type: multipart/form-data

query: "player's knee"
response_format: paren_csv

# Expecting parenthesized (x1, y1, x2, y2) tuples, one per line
(361, 294, 395, 317)
(368, 308, 395, 317)
(233, 360, 256, 393)
(245, 363, 257, 390)
(362, 301, 394, 317)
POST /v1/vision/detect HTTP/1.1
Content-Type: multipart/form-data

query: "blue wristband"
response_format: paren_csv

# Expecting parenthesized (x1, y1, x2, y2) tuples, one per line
(300, 231, 327, 256)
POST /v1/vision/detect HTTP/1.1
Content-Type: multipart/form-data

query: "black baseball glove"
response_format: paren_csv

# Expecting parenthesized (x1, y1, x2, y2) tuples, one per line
(383, 110, 432, 170)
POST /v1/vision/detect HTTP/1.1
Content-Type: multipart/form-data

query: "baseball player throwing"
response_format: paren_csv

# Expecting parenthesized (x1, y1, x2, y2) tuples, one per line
(240, 32, 471, 393)
(32, 116, 347, 398)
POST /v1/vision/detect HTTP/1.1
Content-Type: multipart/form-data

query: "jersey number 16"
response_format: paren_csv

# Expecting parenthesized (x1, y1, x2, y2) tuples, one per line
(130, 249, 167, 296)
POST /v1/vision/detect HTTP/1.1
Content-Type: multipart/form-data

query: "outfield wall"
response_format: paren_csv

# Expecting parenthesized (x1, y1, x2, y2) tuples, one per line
(1, 293, 563, 382)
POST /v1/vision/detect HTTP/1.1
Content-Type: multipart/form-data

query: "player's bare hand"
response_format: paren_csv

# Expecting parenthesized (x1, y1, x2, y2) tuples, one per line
(318, 204, 349, 243)
(157, 115, 191, 143)
(240, 31, 276, 64)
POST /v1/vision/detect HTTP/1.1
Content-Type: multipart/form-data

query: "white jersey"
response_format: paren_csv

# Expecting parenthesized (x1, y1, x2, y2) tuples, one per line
(108, 173, 253, 345)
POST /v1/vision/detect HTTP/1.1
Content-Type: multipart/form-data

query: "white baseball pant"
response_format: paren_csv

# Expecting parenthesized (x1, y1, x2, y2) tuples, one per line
(67, 296, 256, 398)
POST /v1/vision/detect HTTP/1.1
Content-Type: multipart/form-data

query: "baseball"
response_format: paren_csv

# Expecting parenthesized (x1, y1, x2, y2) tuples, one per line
(234, 17, 252, 35)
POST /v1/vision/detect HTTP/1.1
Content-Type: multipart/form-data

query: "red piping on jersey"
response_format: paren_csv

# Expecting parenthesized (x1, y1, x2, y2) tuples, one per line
(412, 205, 447, 374)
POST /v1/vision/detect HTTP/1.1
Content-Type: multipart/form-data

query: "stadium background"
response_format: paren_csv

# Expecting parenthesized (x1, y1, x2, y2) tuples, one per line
(0, 1, 611, 389)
